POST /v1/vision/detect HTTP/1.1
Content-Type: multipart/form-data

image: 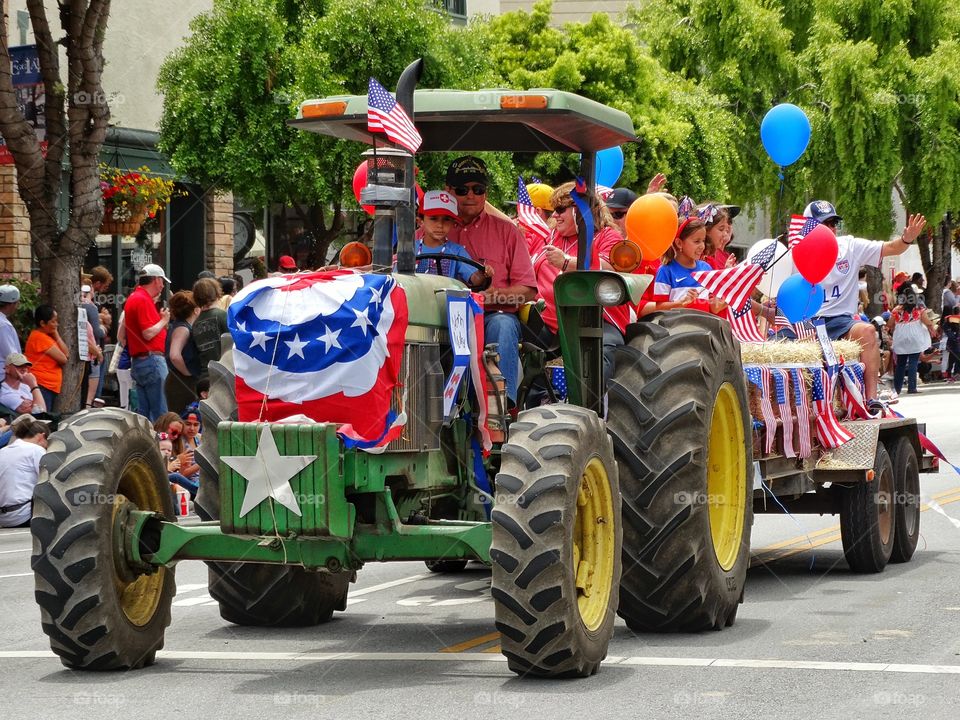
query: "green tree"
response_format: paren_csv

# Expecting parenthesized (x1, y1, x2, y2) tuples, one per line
(0, 1, 113, 412)
(158, 0, 488, 266)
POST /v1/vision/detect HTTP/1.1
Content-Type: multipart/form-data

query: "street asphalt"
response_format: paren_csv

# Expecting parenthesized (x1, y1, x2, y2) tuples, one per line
(1, 383, 958, 719)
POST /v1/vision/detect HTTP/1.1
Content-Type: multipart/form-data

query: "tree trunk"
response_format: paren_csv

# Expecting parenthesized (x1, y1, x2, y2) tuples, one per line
(918, 216, 952, 316)
(865, 266, 884, 317)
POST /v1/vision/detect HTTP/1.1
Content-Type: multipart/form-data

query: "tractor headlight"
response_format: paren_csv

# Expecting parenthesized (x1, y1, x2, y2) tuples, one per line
(595, 277, 626, 306)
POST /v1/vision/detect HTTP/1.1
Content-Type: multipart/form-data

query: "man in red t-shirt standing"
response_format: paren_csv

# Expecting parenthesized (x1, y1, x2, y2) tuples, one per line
(445, 156, 537, 408)
(122, 264, 171, 421)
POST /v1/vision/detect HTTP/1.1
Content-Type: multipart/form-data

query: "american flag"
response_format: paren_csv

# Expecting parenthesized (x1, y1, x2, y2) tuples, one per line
(839, 362, 870, 419)
(693, 241, 777, 343)
(772, 368, 796, 458)
(367, 77, 422, 153)
(788, 215, 820, 248)
(790, 368, 812, 458)
(745, 366, 777, 453)
(228, 270, 409, 450)
(811, 367, 854, 448)
(773, 312, 817, 340)
(516, 177, 551, 243)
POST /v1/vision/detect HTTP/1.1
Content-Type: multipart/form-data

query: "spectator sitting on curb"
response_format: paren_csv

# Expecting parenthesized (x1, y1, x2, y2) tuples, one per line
(0, 353, 46, 415)
(0, 419, 50, 528)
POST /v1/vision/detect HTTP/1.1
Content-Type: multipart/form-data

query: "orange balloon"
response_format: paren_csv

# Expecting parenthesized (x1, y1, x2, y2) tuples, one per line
(624, 194, 679, 261)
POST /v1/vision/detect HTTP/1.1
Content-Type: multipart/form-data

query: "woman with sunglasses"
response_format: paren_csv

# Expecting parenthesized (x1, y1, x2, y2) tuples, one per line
(531, 182, 632, 386)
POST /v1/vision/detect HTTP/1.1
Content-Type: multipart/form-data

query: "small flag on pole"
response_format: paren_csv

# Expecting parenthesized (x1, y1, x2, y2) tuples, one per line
(517, 177, 551, 243)
(788, 215, 820, 248)
(367, 77, 422, 153)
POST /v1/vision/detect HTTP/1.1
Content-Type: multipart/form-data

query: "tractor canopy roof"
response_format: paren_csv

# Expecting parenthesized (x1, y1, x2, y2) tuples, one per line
(290, 89, 637, 153)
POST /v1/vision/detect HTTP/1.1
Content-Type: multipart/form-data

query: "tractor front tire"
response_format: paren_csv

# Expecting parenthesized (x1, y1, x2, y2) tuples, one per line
(197, 354, 352, 627)
(608, 310, 753, 632)
(31, 409, 176, 669)
(491, 405, 622, 678)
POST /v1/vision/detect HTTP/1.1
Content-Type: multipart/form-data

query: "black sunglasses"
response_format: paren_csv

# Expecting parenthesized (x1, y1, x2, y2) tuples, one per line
(611, 210, 628, 220)
(453, 184, 487, 197)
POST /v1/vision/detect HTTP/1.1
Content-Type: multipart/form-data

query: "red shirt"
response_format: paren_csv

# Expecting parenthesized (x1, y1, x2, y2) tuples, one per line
(704, 248, 733, 270)
(533, 227, 633, 334)
(124, 285, 166, 355)
(447, 210, 537, 313)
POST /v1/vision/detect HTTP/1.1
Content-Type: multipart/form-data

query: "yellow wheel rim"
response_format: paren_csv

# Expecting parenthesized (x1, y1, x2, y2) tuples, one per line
(707, 383, 747, 572)
(573, 457, 616, 632)
(112, 457, 168, 627)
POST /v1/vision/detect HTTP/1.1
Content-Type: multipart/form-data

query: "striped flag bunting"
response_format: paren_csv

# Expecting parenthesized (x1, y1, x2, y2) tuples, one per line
(790, 368, 812, 458)
(367, 77, 422, 153)
(788, 215, 820, 249)
(773, 312, 818, 340)
(772, 368, 796, 458)
(811, 367, 854, 448)
(839, 361, 870, 419)
(516, 177, 551, 243)
(745, 366, 777, 454)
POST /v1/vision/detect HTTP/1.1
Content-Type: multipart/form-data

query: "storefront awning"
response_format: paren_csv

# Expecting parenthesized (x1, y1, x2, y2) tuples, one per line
(99, 127, 179, 179)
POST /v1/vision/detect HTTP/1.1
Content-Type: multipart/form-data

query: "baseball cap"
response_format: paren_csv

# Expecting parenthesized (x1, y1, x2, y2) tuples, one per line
(197, 270, 216, 280)
(526, 183, 555, 211)
(421, 190, 459, 221)
(5, 352, 31, 367)
(0, 285, 20, 304)
(80, 284, 92, 294)
(803, 200, 842, 223)
(719, 204, 741, 219)
(278, 255, 297, 271)
(446, 156, 488, 186)
(139, 263, 171, 282)
(606, 187, 639, 211)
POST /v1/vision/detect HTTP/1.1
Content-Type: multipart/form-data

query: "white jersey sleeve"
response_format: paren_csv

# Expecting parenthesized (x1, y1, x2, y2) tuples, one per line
(817, 236, 882, 318)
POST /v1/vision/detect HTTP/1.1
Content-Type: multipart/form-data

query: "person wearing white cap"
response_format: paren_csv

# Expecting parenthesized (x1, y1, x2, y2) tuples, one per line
(0, 353, 45, 415)
(0, 284, 21, 376)
(121, 263, 171, 421)
(412, 190, 493, 288)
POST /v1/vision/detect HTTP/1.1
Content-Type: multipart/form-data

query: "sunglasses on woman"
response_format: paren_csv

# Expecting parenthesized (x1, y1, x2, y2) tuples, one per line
(552, 204, 574, 216)
(453, 184, 487, 197)
(611, 210, 628, 220)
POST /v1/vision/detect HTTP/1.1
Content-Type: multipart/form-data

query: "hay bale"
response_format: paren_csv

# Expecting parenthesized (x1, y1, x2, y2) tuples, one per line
(740, 338, 861, 365)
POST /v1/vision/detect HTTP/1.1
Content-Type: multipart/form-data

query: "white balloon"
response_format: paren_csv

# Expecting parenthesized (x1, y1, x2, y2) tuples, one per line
(747, 239, 792, 296)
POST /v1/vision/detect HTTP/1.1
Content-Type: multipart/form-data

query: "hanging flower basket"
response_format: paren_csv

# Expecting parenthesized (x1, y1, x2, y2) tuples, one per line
(100, 204, 149, 236)
(100, 165, 179, 236)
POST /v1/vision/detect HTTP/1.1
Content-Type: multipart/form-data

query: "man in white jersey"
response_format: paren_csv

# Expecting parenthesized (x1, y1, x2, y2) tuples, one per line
(786, 200, 926, 404)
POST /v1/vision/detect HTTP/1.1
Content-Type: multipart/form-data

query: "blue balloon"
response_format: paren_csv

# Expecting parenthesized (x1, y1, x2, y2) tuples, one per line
(760, 103, 811, 167)
(595, 146, 624, 187)
(777, 275, 825, 324)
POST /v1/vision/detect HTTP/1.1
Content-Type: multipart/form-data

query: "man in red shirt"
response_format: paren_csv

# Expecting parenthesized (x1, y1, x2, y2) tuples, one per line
(122, 264, 171, 421)
(445, 156, 537, 407)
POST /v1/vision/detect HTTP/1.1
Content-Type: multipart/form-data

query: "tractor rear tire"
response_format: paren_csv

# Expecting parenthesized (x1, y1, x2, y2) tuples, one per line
(608, 311, 753, 632)
(491, 405, 622, 678)
(840, 444, 895, 573)
(196, 353, 352, 627)
(887, 436, 920, 564)
(31, 409, 176, 669)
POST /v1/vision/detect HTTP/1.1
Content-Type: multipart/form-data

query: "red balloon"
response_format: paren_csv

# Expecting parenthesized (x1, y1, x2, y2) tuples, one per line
(792, 223, 838, 284)
(352, 162, 375, 216)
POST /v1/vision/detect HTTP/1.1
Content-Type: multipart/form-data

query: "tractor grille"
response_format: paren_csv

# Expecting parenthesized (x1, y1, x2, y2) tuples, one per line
(386, 341, 444, 452)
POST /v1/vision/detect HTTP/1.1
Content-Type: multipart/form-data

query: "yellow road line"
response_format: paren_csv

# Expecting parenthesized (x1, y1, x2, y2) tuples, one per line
(482, 644, 502, 653)
(439, 631, 500, 653)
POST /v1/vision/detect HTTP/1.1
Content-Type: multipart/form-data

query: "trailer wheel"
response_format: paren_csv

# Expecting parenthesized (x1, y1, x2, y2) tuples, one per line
(608, 310, 753, 632)
(31, 409, 175, 669)
(887, 436, 920, 564)
(839, 444, 895, 573)
(491, 405, 622, 678)
(197, 354, 352, 626)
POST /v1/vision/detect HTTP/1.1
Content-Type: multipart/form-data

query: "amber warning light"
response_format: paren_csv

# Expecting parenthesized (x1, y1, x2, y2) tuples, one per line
(301, 101, 347, 119)
(499, 95, 548, 110)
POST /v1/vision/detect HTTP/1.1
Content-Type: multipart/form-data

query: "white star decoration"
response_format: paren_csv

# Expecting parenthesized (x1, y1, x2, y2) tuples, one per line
(369, 284, 383, 306)
(236, 320, 246, 332)
(285, 333, 307, 359)
(221, 426, 317, 518)
(250, 330, 270, 351)
(351, 307, 372, 335)
(318, 324, 342, 352)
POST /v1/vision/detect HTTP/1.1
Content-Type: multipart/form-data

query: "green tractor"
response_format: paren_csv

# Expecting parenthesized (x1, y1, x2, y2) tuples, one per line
(30, 60, 753, 678)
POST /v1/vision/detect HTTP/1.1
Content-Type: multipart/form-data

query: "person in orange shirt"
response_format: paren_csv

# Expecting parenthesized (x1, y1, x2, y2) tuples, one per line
(24, 305, 69, 411)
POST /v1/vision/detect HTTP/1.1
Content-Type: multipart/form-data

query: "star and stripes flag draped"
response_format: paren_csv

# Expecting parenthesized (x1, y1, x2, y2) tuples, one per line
(810, 367, 854, 448)
(789, 368, 812, 458)
(227, 270, 409, 451)
(692, 240, 778, 343)
(838, 361, 870, 420)
(367, 77, 422, 154)
(516, 177, 551, 244)
(746, 366, 777, 454)
(788, 215, 820, 248)
(772, 368, 796, 458)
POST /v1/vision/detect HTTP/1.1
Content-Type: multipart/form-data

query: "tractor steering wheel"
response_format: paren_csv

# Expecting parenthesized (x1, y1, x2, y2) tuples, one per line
(414, 253, 491, 290)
